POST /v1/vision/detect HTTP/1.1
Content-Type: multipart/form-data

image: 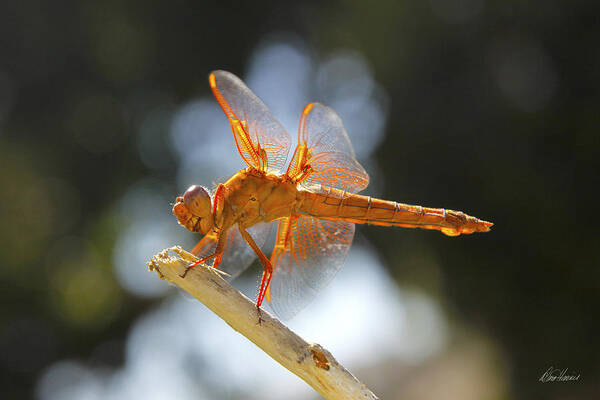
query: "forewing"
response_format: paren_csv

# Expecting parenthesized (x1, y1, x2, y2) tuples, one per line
(289, 103, 369, 193)
(268, 215, 355, 320)
(210, 70, 291, 173)
(192, 222, 273, 280)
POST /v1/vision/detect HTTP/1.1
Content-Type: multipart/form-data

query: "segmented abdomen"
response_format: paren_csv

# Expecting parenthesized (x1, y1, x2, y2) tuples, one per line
(297, 186, 492, 236)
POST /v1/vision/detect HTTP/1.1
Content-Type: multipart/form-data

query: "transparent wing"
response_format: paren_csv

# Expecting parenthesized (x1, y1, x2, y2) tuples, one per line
(287, 103, 369, 193)
(192, 222, 273, 280)
(209, 70, 291, 173)
(268, 215, 355, 320)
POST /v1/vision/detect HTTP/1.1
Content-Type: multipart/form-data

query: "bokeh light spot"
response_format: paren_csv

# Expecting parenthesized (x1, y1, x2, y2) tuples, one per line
(50, 254, 122, 329)
(488, 34, 558, 112)
(64, 93, 128, 154)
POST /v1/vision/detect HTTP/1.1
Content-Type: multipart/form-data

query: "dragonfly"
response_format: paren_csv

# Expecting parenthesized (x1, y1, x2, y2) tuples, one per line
(173, 70, 492, 320)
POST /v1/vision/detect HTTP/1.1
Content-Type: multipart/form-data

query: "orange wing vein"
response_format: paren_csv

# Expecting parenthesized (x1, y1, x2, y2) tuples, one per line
(266, 103, 369, 319)
(209, 70, 291, 173)
(286, 103, 369, 192)
(268, 215, 355, 319)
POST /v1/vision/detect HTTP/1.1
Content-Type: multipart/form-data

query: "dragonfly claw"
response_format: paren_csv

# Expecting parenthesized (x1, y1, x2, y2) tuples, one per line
(179, 260, 203, 278)
(179, 266, 191, 278)
(256, 306, 264, 325)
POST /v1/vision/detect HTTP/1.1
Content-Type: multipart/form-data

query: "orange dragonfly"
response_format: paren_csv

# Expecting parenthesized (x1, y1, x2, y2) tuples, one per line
(173, 70, 492, 319)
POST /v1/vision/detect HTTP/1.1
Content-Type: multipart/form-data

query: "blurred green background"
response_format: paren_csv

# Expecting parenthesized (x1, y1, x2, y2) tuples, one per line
(1, 0, 598, 399)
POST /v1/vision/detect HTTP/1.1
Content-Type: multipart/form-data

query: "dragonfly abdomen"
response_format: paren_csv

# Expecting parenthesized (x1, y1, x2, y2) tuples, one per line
(298, 186, 492, 236)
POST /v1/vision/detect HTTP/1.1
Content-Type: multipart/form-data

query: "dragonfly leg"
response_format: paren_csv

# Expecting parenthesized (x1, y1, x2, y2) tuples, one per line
(180, 253, 215, 278)
(180, 230, 227, 278)
(211, 184, 227, 230)
(254, 271, 272, 326)
(238, 225, 273, 312)
(256, 307, 264, 326)
(256, 270, 272, 308)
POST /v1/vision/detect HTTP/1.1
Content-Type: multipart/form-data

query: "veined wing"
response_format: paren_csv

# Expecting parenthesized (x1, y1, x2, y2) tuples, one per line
(267, 103, 368, 319)
(286, 103, 369, 193)
(209, 70, 291, 173)
(268, 215, 354, 320)
(192, 222, 273, 280)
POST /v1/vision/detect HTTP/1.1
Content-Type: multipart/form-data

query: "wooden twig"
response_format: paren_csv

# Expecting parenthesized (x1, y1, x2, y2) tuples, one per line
(147, 246, 378, 400)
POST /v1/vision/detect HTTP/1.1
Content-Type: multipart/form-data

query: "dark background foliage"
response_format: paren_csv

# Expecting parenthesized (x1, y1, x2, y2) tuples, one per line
(1, 0, 598, 398)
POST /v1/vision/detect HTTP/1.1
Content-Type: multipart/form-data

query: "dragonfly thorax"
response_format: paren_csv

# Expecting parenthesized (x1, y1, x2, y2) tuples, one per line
(223, 169, 299, 227)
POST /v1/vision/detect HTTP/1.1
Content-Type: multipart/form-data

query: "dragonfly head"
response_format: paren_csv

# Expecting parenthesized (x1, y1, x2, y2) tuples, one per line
(173, 185, 214, 234)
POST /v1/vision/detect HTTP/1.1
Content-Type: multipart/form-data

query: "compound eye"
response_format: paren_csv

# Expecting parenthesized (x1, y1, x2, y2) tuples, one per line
(183, 185, 212, 217)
